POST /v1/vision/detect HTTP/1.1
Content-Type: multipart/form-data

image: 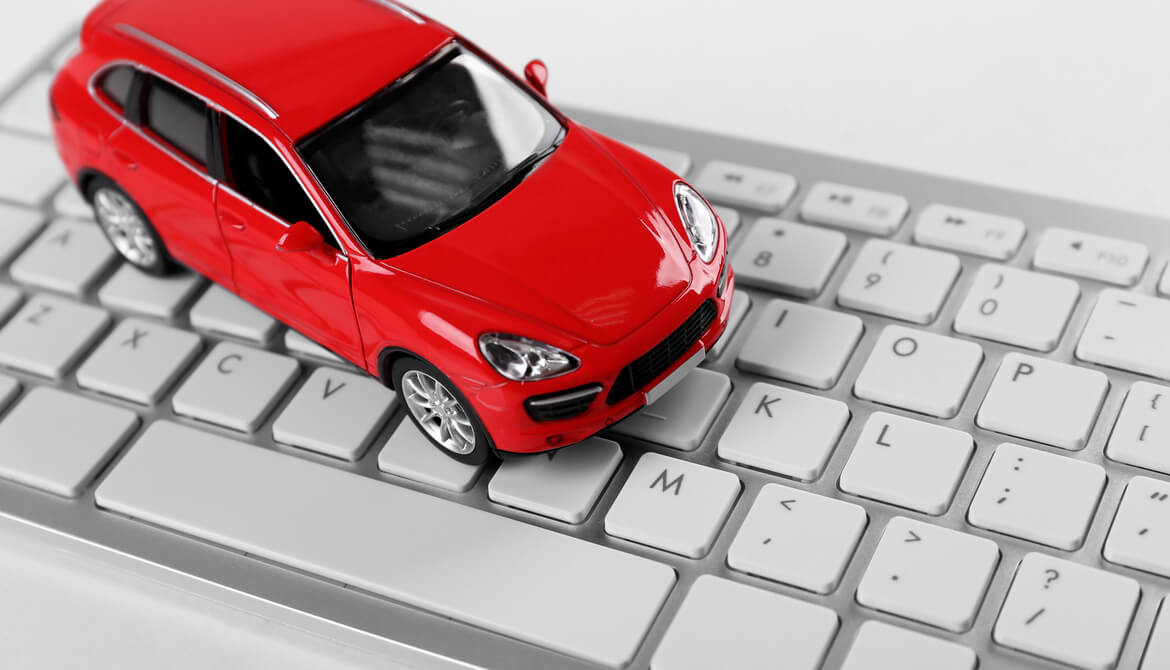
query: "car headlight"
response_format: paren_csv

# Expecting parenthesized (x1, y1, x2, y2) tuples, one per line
(478, 333, 579, 381)
(674, 182, 719, 263)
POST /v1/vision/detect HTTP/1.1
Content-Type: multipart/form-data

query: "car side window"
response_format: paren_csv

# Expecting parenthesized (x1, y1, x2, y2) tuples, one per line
(142, 75, 209, 168)
(220, 115, 336, 248)
(97, 66, 136, 113)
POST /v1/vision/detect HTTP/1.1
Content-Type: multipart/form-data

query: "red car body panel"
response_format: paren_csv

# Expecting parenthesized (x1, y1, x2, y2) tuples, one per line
(51, 0, 733, 454)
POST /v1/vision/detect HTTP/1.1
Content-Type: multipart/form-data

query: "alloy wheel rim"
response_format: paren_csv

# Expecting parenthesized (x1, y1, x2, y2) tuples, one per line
(94, 188, 158, 268)
(401, 370, 476, 455)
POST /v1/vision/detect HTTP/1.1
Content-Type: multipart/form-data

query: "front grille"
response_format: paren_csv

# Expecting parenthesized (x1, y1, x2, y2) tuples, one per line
(607, 300, 717, 405)
(524, 384, 603, 422)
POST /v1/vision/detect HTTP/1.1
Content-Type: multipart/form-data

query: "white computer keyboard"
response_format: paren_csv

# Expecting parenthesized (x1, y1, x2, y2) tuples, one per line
(3, 31, 1170, 670)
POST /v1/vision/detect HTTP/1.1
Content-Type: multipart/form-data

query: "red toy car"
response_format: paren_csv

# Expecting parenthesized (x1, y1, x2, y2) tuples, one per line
(49, 0, 734, 462)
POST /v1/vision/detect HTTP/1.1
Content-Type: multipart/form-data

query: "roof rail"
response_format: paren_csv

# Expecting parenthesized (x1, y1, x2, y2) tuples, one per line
(367, 0, 425, 25)
(115, 23, 279, 119)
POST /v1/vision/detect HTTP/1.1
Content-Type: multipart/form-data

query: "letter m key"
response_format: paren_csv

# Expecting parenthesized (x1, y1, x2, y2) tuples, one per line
(650, 469, 684, 496)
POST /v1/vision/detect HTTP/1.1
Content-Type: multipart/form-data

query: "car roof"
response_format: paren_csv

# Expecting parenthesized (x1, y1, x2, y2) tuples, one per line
(98, 0, 453, 140)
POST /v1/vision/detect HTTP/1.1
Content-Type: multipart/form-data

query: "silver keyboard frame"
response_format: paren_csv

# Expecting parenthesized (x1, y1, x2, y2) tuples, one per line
(3, 30, 1170, 670)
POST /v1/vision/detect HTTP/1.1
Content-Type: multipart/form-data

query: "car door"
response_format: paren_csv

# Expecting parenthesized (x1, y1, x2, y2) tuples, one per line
(212, 113, 363, 363)
(102, 72, 232, 285)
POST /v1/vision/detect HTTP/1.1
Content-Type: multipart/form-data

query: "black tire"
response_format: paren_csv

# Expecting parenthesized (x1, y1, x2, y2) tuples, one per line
(86, 176, 180, 276)
(392, 356, 492, 465)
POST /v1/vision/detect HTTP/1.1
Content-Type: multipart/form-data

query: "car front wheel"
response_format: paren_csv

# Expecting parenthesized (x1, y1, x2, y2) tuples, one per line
(393, 357, 491, 465)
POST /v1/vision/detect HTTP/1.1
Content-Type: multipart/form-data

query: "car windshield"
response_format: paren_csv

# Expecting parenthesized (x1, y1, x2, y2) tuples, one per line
(297, 46, 564, 258)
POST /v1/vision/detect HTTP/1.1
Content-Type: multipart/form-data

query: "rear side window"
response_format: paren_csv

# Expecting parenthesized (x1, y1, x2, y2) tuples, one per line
(96, 66, 136, 112)
(142, 76, 209, 168)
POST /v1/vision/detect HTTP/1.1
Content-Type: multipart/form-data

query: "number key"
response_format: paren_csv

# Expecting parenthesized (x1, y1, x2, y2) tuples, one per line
(731, 218, 847, 298)
(954, 265, 1079, 351)
(837, 240, 960, 324)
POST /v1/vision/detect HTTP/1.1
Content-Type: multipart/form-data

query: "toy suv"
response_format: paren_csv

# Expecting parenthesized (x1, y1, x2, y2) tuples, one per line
(50, 0, 733, 462)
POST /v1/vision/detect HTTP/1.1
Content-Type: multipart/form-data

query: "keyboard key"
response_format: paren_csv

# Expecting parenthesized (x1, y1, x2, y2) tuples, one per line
(730, 218, 846, 298)
(717, 381, 849, 481)
(977, 353, 1108, 449)
(953, 265, 1079, 351)
(968, 443, 1105, 550)
(727, 483, 866, 593)
(1107, 382, 1170, 474)
(840, 621, 977, 670)
(51, 184, 93, 220)
(1142, 599, 1170, 670)
(0, 285, 22, 324)
(98, 264, 203, 319)
(837, 240, 960, 323)
(0, 294, 109, 379)
(914, 203, 1025, 260)
(1077, 289, 1170, 380)
(96, 421, 675, 668)
(0, 133, 66, 207)
(376, 419, 482, 492)
(273, 368, 396, 461)
(853, 326, 982, 418)
(800, 181, 908, 236)
(839, 412, 973, 515)
(994, 553, 1138, 670)
(0, 387, 137, 497)
(10, 219, 117, 295)
(0, 72, 52, 136)
(171, 342, 298, 432)
(0, 204, 44, 264)
(712, 205, 740, 238)
(693, 160, 797, 213)
(609, 368, 729, 451)
(1033, 227, 1148, 286)
(627, 142, 691, 176)
(283, 329, 344, 363)
(75, 318, 201, 405)
(488, 436, 622, 523)
(651, 576, 837, 670)
(737, 298, 863, 389)
(188, 284, 279, 343)
(857, 517, 997, 632)
(707, 289, 749, 359)
(1103, 475, 1170, 577)
(604, 452, 740, 558)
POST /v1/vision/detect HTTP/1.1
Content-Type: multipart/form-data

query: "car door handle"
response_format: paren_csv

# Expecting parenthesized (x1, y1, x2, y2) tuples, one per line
(111, 149, 138, 171)
(220, 213, 247, 231)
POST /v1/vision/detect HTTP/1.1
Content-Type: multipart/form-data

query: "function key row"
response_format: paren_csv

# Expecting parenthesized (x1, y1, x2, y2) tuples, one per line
(681, 152, 1160, 288)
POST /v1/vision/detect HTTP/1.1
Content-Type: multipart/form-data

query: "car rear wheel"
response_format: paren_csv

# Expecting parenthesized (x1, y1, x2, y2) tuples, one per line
(87, 176, 178, 276)
(393, 357, 491, 465)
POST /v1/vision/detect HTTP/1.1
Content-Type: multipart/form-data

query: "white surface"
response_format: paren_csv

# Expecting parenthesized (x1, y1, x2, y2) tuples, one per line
(953, 265, 1081, 351)
(0, 1, 1168, 668)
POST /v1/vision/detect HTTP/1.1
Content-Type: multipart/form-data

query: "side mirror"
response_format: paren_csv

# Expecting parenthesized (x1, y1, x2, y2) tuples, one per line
(276, 221, 324, 253)
(524, 59, 548, 97)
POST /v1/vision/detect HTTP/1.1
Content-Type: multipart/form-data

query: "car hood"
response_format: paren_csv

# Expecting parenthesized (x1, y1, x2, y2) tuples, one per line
(387, 127, 693, 346)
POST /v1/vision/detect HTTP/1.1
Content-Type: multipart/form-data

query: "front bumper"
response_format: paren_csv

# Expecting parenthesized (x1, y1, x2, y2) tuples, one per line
(475, 265, 735, 455)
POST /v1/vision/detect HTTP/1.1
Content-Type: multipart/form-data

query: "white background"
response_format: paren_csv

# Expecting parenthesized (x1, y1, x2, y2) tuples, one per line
(0, 1, 1167, 668)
